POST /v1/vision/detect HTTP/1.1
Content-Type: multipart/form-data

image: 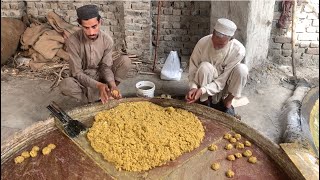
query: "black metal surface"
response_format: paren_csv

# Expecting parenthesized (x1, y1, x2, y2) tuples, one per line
(47, 101, 87, 138)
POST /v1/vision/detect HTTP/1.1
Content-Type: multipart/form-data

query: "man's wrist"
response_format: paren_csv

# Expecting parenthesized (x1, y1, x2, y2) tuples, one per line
(96, 82, 107, 90)
(200, 87, 207, 94)
(107, 81, 117, 88)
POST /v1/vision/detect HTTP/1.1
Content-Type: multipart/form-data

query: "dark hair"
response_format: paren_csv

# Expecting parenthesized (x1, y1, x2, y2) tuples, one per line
(77, 15, 101, 25)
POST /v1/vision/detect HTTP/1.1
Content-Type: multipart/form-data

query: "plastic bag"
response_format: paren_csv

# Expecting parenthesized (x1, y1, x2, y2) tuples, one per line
(160, 51, 183, 81)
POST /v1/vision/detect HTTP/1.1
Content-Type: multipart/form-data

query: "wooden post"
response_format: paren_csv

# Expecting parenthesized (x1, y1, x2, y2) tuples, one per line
(291, 0, 297, 80)
(152, 1, 162, 72)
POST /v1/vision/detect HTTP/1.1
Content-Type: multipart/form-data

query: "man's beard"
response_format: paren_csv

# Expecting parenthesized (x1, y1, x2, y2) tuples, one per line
(88, 34, 98, 40)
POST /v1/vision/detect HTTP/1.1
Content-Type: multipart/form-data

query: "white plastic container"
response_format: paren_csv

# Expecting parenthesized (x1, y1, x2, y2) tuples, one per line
(136, 81, 155, 98)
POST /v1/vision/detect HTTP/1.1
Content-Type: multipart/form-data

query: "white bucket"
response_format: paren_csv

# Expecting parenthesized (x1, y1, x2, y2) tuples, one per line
(136, 81, 155, 98)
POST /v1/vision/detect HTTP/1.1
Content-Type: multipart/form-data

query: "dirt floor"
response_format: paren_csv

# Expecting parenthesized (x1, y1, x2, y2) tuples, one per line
(1, 61, 319, 146)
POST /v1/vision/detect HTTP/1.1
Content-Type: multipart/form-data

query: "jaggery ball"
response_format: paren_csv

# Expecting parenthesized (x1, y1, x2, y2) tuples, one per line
(47, 143, 56, 150)
(211, 162, 220, 170)
(208, 144, 218, 151)
(244, 140, 252, 147)
(225, 144, 233, 150)
(229, 138, 237, 143)
(21, 151, 30, 158)
(226, 170, 235, 178)
(32, 146, 40, 152)
(42, 147, 52, 155)
(227, 154, 236, 161)
(234, 152, 242, 158)
(14, 156, 24, 164)
(224, 133, 232, 140)
(29, 150, 38, 158)
(248, 156, 257, 164)
(234, 133, 241, 140)
(236, 142, 245, 149)
(243, 150, 253, 157)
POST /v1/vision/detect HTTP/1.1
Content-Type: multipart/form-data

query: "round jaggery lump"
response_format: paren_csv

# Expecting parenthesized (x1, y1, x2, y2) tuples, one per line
(244, 140, 252, 147)
(243, 150, 253, 157)
(224, 133, 232, 140)
(227, 154, 236, 161)
(226, 169, 235, 178)
(111, 89, 120, 97)
(248, 156, 257, 163)
(236, 142, 244, 149)
(14, 156, 24, 164)
(32, 146, 40, 152)
(42, 147, 52, 155)
(208, 144, 218, 151)
(211, 162, 220, 170)
(29, 150, 38, 158)
(21, 151, 30, 158)
(47, 143, 56, 150)
(87, 101, 205, 172)
(225, 144, 233, 150)
(234, 133, 241, 140)
(234, 152, 242, 158)
(229, 138, 237, 143)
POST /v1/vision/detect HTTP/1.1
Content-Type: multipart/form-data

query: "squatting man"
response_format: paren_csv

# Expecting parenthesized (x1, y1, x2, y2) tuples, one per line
(185, 18, 249, 117)
(59, 5, 132, 104)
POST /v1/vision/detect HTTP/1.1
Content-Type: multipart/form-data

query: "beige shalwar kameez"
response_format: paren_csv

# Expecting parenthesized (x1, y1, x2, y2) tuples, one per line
(188, 34, 248, 104)
(59, 30, 132, 103)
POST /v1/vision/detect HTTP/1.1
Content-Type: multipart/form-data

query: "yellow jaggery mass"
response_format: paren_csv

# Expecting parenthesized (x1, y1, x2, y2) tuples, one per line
(227, 154, 236, 161)
(47, 143, 56, 150)
(234, 134, 241, 140)
(236, 142, 244, 149)
(225, 144, 233, 150)
(21, 151, 30, 158)
(87, 101, 205, 172)
(29, 150, 38, 158)
(224, 133, 232, 140)
(248, 156, 257, 164)
(111, 89, 120, 98)
(32, 146, 40, 152)
(243, 150, 253, 157)
(14, 156, 24, 164)
(234, 152, 242, 158)
(211, 162, 220, 170)
(244, 140, 252, 147)
(226, 169, 235, 178)
(208, 144, 218, 151)
(229, 138, 237, 143)
(42, 147, 52, 155)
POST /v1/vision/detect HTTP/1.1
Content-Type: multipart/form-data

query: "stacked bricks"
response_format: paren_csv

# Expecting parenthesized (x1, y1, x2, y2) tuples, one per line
(123, 1, 152, 61)
(1, 0, 211, 64)
(1, 1, 25, 18)
(2, 1, 125, 52)
(269, 0, 319, 66)
(151, 1, 210, 67)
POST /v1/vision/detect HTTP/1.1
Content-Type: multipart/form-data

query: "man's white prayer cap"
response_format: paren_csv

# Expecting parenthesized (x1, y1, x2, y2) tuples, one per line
(214, 18, 237, 37)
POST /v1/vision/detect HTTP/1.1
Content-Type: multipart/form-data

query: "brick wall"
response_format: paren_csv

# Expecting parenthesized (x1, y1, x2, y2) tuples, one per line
(1, 1, 25, 17)
(269, 0, 319, 66)
(151, 1, 211, 67)
(124, 1, 152, 61)
(1, 1, 210, 66)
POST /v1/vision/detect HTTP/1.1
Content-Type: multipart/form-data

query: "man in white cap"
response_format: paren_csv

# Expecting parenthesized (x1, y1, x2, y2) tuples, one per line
(59, 5, 132, 104)
(185, 18, 248, 117)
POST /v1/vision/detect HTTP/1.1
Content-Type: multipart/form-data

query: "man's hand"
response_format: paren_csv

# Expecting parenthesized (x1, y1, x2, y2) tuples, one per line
(107, 81, 122, 99)
(110, 86, 122, 99)
(96, 82, 110, 104)
(186, 88, 197, 102)
(185, 88, 202, 103)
